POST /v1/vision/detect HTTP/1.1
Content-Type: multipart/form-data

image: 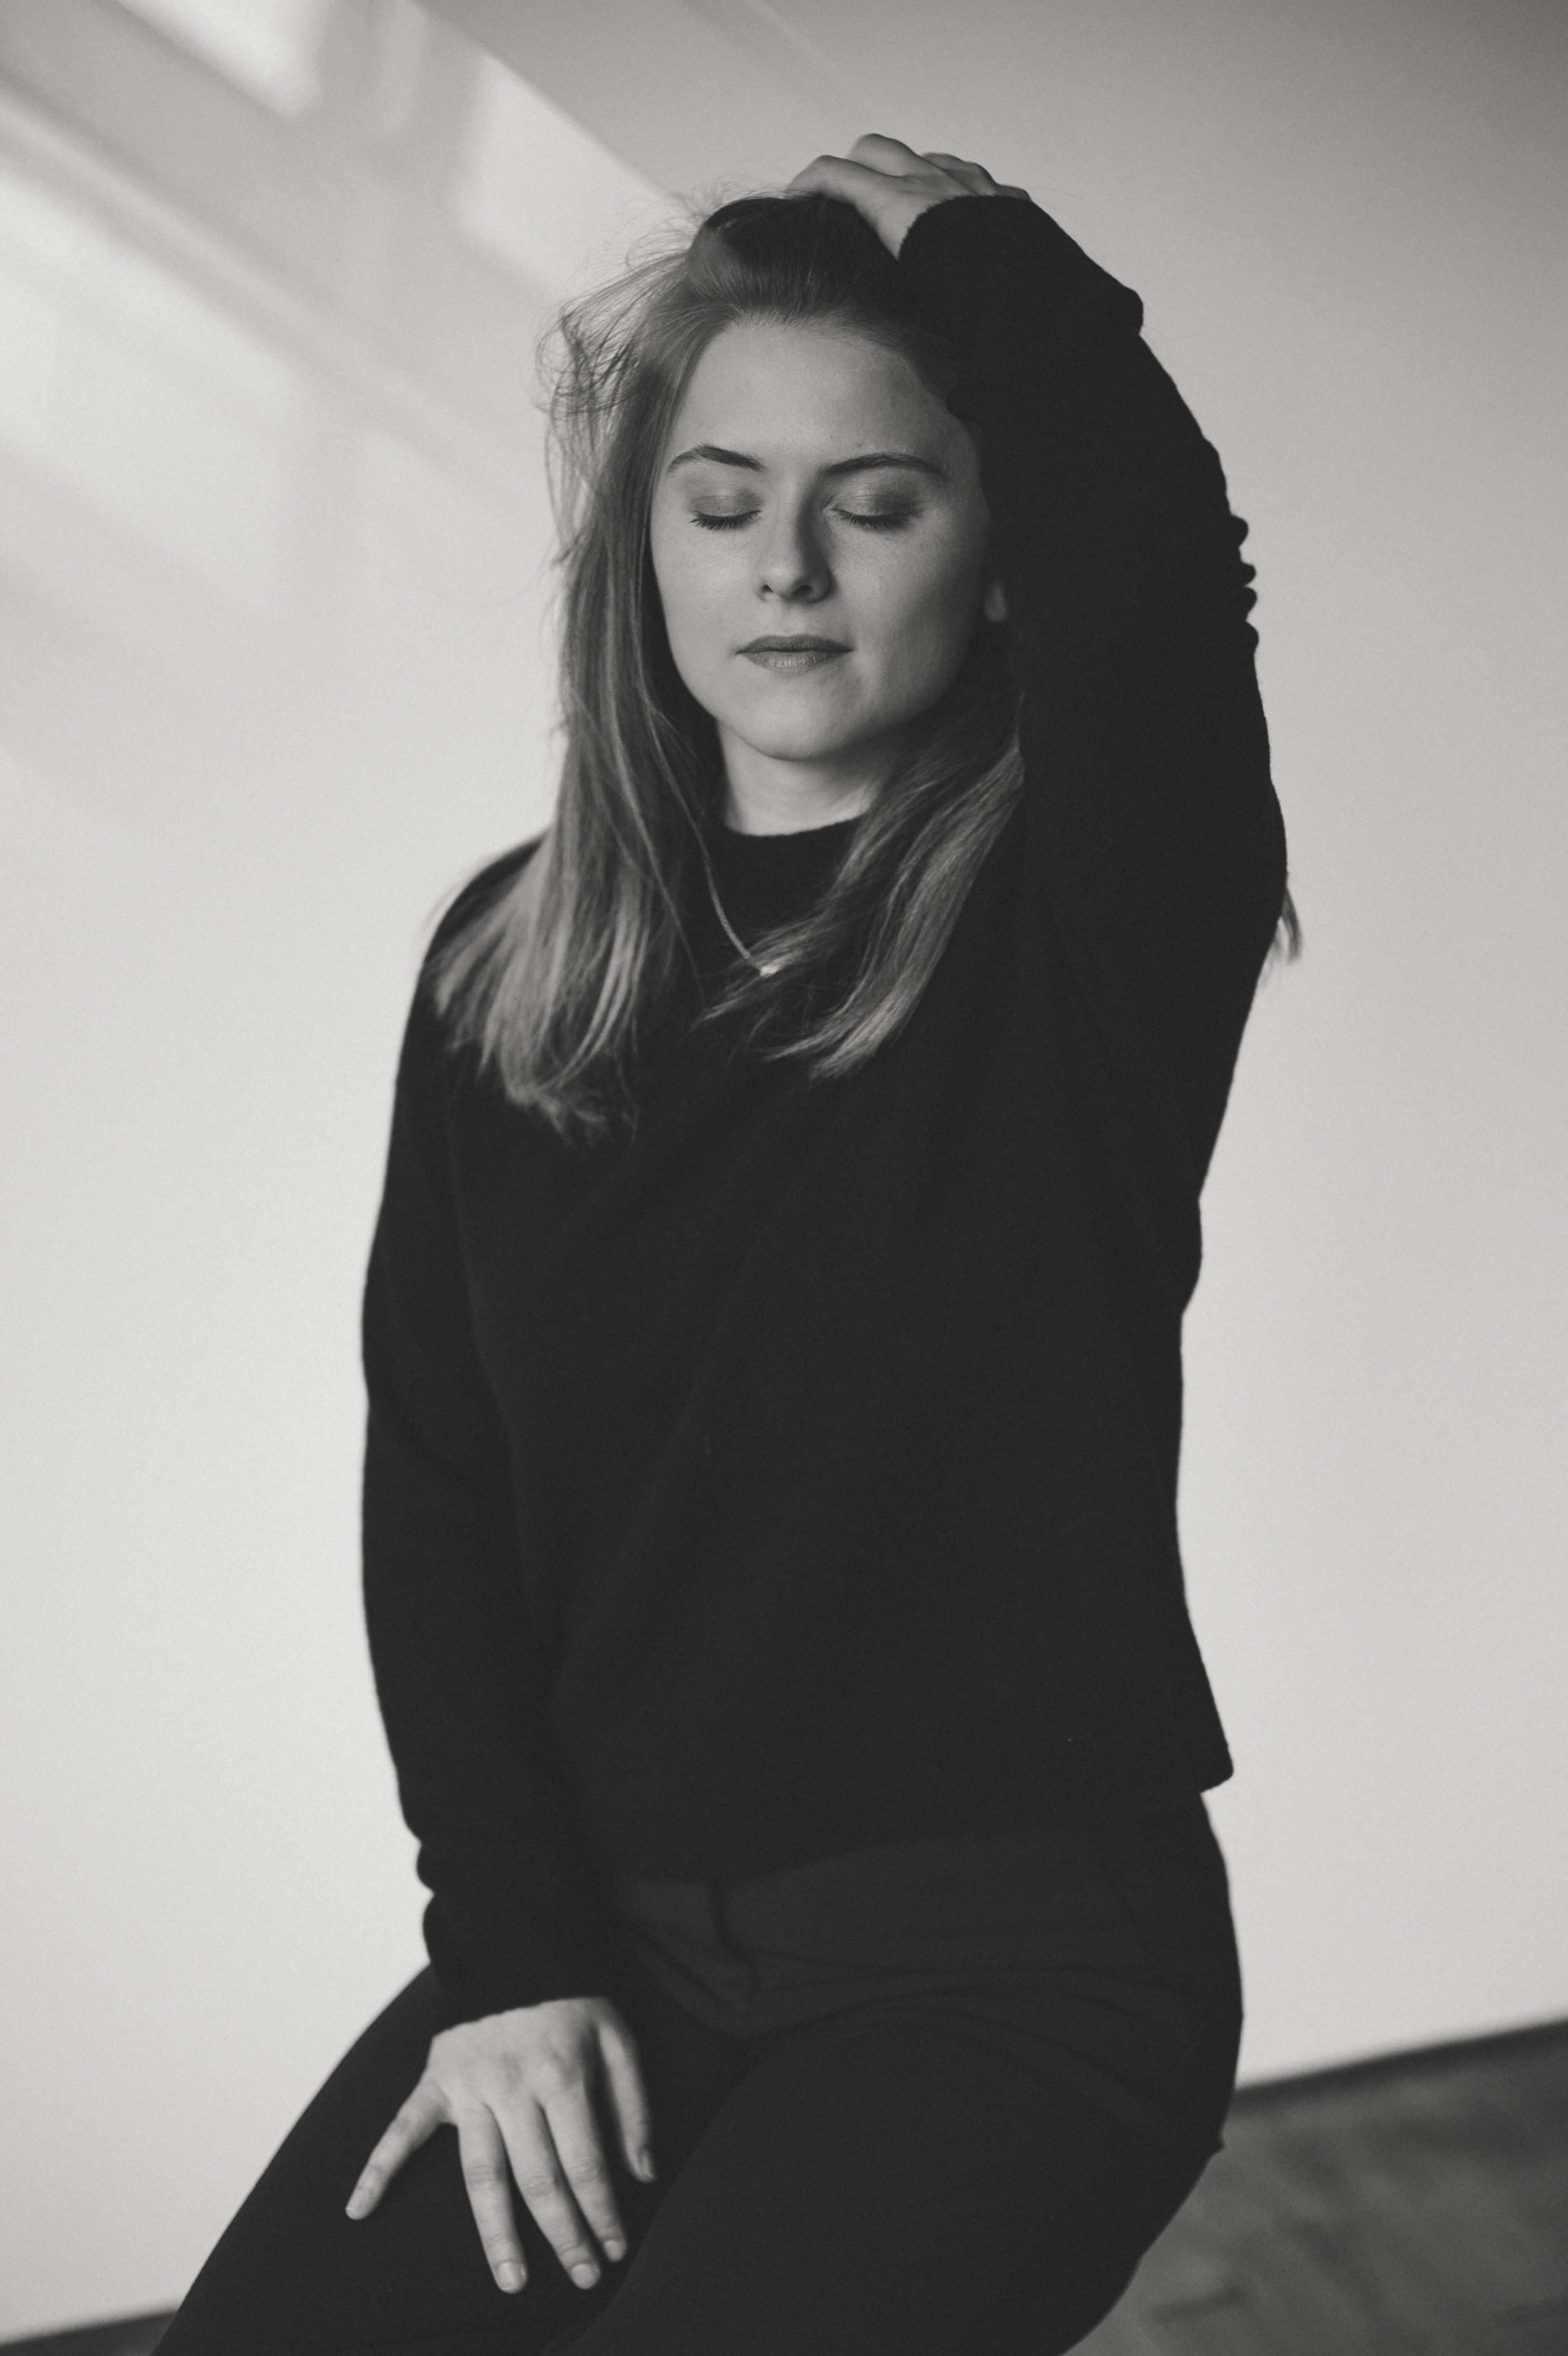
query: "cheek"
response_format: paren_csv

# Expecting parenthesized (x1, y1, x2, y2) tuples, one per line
(867, 541, 985, 679)
(651, 528, 731, 668)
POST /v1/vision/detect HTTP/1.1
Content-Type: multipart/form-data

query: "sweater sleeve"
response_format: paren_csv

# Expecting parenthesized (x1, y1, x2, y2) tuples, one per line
(361, 906, 610, 2020)
(897, 194, 1287, 1175)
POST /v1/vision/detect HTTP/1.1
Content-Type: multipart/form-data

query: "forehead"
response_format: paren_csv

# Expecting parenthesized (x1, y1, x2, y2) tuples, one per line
(664, 318, 962, 466)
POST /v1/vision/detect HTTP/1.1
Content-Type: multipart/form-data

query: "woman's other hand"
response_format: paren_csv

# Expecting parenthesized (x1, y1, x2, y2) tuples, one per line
(345, 1994, 655, 2295)
(786, 134, 1030, 258)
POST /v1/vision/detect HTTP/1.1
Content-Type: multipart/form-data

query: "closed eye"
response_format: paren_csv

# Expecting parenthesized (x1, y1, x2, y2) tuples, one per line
(837, 508, 918, 531)
(691, 508, 918, 533)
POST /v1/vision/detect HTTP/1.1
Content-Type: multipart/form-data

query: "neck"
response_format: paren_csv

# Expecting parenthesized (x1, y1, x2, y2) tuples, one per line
(716, 725, 904, 836)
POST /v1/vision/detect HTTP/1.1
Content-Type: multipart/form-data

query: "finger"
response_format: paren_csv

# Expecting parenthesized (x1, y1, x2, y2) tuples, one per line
(786, 154, 958, 212)
(493, 2099, 606, 2290)
(845, 131, 931, 176)
(786, 154, 896, 199)
(920, 151, 992, 185)
(455, 2105, 531, 2294)
(345, 2079, 444, 2219)
(922, 154, 1029, 203)
(539, 2081, 630, 2265)
(597, 2014, 657, 2182)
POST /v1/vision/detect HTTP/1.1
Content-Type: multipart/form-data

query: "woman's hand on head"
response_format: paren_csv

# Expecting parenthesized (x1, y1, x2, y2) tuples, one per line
(786, 134, 1030, 258)
(345, 1994, 656, 2296)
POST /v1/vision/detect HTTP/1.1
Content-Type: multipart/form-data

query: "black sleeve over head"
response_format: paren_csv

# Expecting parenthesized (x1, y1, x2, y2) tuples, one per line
(898, 194, 1287, 1176)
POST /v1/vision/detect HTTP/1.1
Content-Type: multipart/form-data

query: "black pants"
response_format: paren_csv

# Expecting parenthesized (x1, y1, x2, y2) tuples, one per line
(157, 1801, 1241, 2356)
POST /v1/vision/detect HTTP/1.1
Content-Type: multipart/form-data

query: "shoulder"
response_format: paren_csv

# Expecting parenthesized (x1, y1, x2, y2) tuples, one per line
(392, 836, 543, 1114)
(426, 834, 544, 968)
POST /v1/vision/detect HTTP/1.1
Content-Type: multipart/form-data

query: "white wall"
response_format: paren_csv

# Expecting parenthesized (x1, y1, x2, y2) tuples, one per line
(2, 0, 1564, 2336)
(0, 10, 667, 2335)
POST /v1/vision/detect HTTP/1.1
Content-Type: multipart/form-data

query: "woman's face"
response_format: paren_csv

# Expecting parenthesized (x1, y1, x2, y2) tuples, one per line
(648, 318, 1002, 815)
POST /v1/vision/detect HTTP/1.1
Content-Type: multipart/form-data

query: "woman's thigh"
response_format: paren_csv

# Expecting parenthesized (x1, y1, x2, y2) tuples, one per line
(560, 2002, 1216, 2356)
(154, 1954, 1219, 2356)
(154, 1955, 751, 2356)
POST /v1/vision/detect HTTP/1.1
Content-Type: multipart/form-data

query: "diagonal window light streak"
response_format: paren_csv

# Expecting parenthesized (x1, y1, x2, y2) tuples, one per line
(0, 161, 301, 601)
(451, 57, 668, 297)
(114, 0, 330, 116)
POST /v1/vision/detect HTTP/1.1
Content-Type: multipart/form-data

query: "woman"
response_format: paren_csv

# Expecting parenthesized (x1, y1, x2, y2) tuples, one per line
(158, 134, 1292, 2355)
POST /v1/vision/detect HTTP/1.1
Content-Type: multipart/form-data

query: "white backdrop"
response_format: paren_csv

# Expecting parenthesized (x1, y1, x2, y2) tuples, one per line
(2, 0, 1564, 2334)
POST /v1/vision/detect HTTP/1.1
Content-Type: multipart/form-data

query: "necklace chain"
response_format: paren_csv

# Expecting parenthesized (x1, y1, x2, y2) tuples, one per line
(702, 858, 782, 978)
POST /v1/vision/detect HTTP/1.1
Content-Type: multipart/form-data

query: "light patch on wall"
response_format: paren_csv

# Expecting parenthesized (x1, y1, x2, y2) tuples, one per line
(115, 0, 330, 115)
(451, 53, 670, 294)
(0, 162, 302, 603)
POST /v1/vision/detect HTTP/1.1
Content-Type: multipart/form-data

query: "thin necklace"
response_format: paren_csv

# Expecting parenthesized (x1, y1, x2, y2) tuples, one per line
(702, 860, 782, 976)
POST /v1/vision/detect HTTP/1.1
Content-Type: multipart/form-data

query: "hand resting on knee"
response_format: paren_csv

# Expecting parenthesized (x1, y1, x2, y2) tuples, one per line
(345, 1995, 657, 2298)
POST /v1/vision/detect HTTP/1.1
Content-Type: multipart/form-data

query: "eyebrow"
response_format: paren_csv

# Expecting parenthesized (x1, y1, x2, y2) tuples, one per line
(664, 444, 947, 481)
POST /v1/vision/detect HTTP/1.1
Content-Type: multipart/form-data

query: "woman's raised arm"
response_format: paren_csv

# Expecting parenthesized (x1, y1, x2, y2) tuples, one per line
(795, 137, 1287, 1171)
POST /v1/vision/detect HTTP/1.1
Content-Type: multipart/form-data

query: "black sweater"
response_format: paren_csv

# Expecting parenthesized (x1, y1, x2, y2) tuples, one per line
(361, 194, 1287, 2024)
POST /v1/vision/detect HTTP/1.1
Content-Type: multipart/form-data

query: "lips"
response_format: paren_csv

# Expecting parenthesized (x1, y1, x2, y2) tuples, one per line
(738, 635, 849, 672)
(738, 635, 848, 653)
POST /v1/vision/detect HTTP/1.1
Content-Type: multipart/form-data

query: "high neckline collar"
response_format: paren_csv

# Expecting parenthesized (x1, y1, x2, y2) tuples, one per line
(713, 813, 861, 850)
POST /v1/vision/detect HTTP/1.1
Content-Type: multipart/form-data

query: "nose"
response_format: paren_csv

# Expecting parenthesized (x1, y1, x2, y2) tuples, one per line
(756, 501, 831, 603)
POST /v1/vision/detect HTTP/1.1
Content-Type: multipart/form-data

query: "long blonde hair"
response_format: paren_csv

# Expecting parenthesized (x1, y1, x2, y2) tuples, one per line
(432, 190, 1296, 1141)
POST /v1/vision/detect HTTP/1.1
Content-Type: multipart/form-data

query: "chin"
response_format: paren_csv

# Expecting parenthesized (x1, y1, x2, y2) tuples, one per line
(742, 733, 870, 765)
(718, 704, 893, 767)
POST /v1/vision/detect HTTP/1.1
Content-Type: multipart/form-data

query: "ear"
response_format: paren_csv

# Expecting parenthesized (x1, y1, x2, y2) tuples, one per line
(982, 577, 1008, 624)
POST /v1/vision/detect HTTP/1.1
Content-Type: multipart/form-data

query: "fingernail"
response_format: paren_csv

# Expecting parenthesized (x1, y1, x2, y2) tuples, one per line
(571, 2261, 600, 2289)
(636, 2150, 657, 2181)
(604, 2237, 626, 2262)
(345, 2191, 367, 2219)
(497, 2261, 523, 2292)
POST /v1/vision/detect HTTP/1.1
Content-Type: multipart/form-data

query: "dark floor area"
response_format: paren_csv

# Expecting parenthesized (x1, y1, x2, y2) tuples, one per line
(0, 2327, 174, 2356)
(1078, 2013, 1568, 2355)
(7, 2017, 1566, 2356)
